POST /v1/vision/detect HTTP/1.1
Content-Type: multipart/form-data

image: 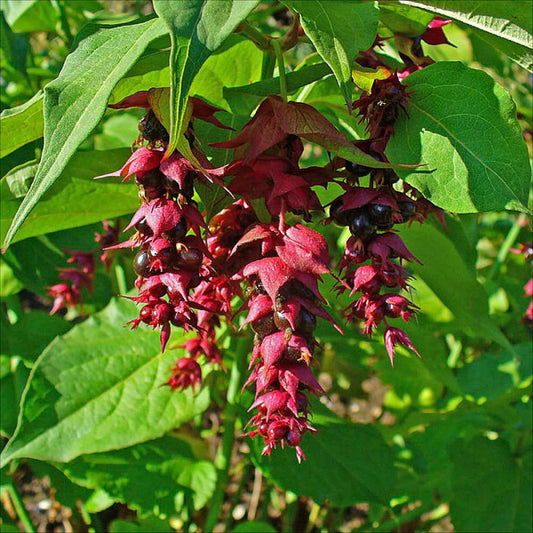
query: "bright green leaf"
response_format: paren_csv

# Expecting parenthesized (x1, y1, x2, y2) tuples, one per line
(1, 149, 138, 245)
(56, 436, 217, 516)
(386, 62, 531, 213)
(0, 298, 210, 467)
(2, 0, 59, 33)
(2, 18, 167, 251)
(283, 0, 379, 106)
(152, 0, 260, 156)
(398, 220, 512, 350)
(233, 522, 277, 533)
(0, 91, 43, 159)
(397, 0, 533, 71)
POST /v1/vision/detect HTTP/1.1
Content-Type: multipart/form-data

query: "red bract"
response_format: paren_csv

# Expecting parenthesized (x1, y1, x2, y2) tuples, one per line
(165, 357, 202, 392)
(384, 327, 420, 367)
(420, 18, 453, 46)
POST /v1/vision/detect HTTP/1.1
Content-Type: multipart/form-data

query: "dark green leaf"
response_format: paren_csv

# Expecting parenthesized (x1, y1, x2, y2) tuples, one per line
(386, 62, 531, 213)
(3, 18, 167, 251)
(56, 436, 216, 516)
(109, 518, 172, 533)
(252, 403, 396, 505)
(283, 0, 379, 105)
(1, 149, 138, 245)
(449, 436, 532, 532)
(2, 0, 59, 33)
(397, 0, 533, 71)
(0, 91, 43, 159)
(0, 298, 210, 467)
(152, 0, 260, 155)
(0, 357, 30, 436)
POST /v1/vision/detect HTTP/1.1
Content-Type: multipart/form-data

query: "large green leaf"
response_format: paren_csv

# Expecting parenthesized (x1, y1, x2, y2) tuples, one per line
(252, 403, 396, 505)
(386, 62, 531, 213)
(2, 18, 167, 251)
(1, 0, 59, 33)
(449, 436, 532, 532)
(399, 220, 512, 350)
(397, 0, 533, 71)
(1, 149, 138, 244)
(0, 91, 43, 159)
(56, 436, 217, 516)
(283, 0, 379, 105)
(0, 298, 210, 467)
(152, 0, 260, 156)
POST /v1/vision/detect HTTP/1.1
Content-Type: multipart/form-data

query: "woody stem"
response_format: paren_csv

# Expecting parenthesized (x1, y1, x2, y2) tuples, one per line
(272, 39, 288, 102)
(204, 336, 250, 532)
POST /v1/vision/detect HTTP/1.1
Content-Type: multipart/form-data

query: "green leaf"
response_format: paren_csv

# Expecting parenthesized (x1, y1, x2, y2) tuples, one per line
(152, 0, 260, 156)
(399, 220, 512, 350)
(252, 403, 396, 505)
(56, 436, 217, 516)
(283, 0, 379, 106)
(0, 357, 30, 436)
(109, 518, 172, 533)
(0, 91, 43, 159)
(386, 62, 531, 213)
(397, 0, 533, 71)
(1, 311, 73, 364)
(1, 149, 138, 245)
(2, 18, 167, 251)
(0, 298, 210, 467)
(449, 436, 532, 532)
(223, 62, 332, 111)
(2, 0, 59, 33)
(233, 522, 277, 533)
(379, 3, 433, 37)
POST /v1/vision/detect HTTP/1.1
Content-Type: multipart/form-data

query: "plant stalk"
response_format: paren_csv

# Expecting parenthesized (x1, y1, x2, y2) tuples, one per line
(1, 483, 35, 533)
(271, 39, 288, 102)
(204, 336, 250, 532)
(487, 213, 528, 281)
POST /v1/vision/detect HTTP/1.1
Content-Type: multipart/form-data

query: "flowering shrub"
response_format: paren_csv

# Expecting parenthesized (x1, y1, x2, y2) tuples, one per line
(1, 1, 531, 532)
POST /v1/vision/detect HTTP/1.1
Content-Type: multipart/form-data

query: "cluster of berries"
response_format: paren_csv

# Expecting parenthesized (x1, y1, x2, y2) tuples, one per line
(96, 17, 451, 460)
(47, 221, 119, 314)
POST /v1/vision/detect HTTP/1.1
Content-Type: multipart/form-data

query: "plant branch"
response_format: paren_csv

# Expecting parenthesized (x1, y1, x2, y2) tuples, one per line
(0, 483, 35, 533)
(487, 213, 528, 281)
(204, 336, 250, 532)
(271, 39, 287, 102)
(237, 21, 271, 51)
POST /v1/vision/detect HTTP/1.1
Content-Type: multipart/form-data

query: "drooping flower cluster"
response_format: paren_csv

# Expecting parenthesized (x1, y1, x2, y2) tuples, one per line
(47, 249, 95, 315)
(93, 18, 454, 460)
(47, 220, 119, 314)
(100, 93, 235, 390)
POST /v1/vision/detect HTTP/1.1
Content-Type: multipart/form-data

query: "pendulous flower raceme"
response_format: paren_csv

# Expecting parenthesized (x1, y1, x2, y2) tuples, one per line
(94, 17, 451, 461)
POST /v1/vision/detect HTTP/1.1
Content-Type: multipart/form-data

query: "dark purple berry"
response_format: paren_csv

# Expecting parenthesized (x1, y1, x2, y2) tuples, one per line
(162, 218, 187, 242)
(398, 201, 416, 222)
(345, 160, 371, 178)
(139, 110, 169, 144)
(296, 308, 316, 336)
(349, 210, 376, 240)
(135, 217, 153, 236)
(330, 198, 356, 227)
(133, 249, 154, 277)
(368, 204, 392, 227)
(176, 248, 203, 271)
(135, 169, 165, 188)
(251, 314, 276, 341)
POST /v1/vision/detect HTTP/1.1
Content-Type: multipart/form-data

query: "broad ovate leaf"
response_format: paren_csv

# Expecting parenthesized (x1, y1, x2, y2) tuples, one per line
(386, 62, 531, 213)
(0, 298, 210, 467)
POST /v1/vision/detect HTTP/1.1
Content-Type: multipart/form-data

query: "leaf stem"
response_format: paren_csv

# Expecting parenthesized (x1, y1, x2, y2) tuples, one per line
(114, 258, 128, 295)
(0, 483, 35, 533)
(271, 39, 288, 102)
(487, 213, 528, 281)
(204, 336, 250, 532)
(238, 21, 271, 51)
